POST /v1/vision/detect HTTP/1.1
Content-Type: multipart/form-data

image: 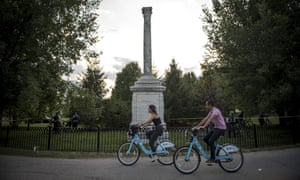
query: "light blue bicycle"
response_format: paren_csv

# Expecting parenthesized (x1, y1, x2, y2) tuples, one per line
(117, 124, 176, 166)
(173, 129, 244, 174)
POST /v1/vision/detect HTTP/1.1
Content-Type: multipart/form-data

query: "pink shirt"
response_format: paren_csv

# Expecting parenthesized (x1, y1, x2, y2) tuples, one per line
(208, 107, 226, 130)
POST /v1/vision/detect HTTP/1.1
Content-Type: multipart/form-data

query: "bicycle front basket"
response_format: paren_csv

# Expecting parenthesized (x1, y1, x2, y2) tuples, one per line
(129, 124, 139, 135)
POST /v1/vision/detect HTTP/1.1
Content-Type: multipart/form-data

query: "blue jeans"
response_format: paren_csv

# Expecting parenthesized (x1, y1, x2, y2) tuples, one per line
(203, 128, 225, 159)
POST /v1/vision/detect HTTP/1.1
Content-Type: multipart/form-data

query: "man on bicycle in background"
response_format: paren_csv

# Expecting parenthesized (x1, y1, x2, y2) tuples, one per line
(193, 100, 227, 164)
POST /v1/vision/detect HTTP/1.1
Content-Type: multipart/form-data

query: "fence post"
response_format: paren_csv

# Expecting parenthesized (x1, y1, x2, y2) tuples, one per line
(96, 126, 100, 152)
(97, 126, 100, 152)
(5, 126, 9, 147)
(47, 126, 51, 150)
(253, 124, 258, 148)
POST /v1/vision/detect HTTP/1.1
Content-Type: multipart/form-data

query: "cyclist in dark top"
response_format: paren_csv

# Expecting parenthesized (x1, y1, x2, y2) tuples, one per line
(140, 104, 163, 161)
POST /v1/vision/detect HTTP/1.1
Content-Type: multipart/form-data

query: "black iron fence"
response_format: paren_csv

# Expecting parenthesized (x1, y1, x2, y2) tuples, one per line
(0, 125, 297, 153)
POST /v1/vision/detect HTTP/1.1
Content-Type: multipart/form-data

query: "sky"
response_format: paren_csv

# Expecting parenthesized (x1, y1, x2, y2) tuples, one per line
(72, 0, 212, 90)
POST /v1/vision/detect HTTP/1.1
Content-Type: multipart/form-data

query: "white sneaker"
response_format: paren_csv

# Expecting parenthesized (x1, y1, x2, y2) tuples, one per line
(151, 155, 158, 162)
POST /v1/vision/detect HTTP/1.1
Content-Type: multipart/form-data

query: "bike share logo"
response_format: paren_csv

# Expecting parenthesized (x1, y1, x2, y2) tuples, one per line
(224, 145, 239, 153)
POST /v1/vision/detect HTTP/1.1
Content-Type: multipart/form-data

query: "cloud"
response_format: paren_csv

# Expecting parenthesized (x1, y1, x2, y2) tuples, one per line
(99, 27, 119, 34)
(113, 57, 132, 71)
(104, 71, 116, 80)
(114, 56, 131, 64)
(112, 64, 123, 71)
(99, 9, 112, 15)
(103, 56, 134, 87)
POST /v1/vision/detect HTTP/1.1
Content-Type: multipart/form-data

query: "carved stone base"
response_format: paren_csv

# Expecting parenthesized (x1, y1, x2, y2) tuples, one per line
(130, 75, 166, 126)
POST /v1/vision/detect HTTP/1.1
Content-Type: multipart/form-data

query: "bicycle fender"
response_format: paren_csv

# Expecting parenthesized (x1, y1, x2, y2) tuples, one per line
(224, 144, 240, 153)
(160, 141, 175, 148)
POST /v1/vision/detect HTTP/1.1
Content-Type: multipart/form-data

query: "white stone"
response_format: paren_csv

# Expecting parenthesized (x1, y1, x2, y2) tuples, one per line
(131, 91, 165, 125)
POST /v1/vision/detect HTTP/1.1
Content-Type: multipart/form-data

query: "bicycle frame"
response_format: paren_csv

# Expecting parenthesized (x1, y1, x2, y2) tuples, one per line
(127, 133, 174, 156)
(185, 135, 234, 161)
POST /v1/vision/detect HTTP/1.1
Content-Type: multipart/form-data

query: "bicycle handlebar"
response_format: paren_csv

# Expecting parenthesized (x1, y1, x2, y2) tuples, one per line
(184, 128, 201, 139)
(191, 128, 199, 136)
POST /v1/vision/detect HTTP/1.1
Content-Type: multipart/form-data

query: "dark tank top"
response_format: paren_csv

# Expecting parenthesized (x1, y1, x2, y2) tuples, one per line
(153, 117, 162, 126)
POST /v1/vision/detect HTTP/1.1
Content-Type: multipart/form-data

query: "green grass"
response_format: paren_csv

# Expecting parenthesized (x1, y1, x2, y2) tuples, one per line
(1, 119, 86, 128)
(168, 126, 295, 150)
(1, 127, 127, 152)
(0, 147, 115, 158)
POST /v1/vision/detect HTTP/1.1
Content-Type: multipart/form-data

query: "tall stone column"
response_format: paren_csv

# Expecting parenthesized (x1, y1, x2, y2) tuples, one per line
(130, 7, 167, 141)
(142, 7, 152, 75)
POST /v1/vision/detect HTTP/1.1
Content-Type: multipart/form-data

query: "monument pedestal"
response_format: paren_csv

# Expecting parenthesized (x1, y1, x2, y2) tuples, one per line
(130, 75, 165, 124)
(130, 75, 168, 142)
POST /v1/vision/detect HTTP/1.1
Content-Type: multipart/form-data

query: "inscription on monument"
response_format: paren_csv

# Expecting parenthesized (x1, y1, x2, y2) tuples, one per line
(136, 94, 160, 122)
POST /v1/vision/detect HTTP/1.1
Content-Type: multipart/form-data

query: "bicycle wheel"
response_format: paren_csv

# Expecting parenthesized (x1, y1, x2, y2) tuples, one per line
(217, 144, 244, 172)
(173, 146, 200, 174)
(156, 140, 176, 165)
(117, 142, 140, 166)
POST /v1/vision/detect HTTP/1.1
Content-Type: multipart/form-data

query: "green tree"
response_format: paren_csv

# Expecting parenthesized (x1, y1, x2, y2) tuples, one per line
(0, 0, 102, 123)
(69, 88, 102, 126)
(202, 0, 300, 125)
(81, 54, 107, 100)
(79, 54, 107, 126)
(102, 99, 129, 128)
(199, 59, 233, 116)
(103, 62, 142, 128)
(163, 59, 184, 121)
(179, 72, 202, 118)
(111, 62, 142, 102)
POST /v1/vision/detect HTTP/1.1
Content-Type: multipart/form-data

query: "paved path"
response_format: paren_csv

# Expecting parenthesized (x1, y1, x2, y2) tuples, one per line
(0, 148, 300, 180)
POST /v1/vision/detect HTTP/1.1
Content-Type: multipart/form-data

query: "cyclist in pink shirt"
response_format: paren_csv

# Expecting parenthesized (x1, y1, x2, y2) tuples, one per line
(193, 100, 226, 163)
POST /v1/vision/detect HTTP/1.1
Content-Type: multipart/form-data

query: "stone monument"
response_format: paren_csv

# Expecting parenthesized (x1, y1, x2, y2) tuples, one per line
(130, 7, 168, 140)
